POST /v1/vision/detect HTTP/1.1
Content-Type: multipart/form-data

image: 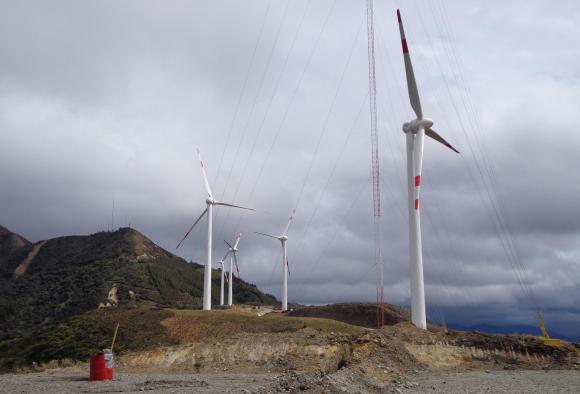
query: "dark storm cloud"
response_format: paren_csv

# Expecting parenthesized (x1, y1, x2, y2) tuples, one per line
(1, 0, 579, 335)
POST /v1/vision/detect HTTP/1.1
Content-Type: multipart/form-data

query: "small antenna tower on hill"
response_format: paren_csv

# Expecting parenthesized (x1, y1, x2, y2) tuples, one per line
(366, 0, 384, 328)
(111, 198, 115, 232)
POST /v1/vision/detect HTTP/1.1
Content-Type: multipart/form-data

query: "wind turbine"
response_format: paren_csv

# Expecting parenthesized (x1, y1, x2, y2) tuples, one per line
(216, 250, 230, 306)
(255, 211, 294, 311)
(396, 9, 459, 330)
(224, 233, 242, 306)
(176, 149, 254, 311)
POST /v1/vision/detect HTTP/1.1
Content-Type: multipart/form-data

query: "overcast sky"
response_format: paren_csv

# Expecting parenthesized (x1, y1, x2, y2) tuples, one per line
(1, 0, 579, 338)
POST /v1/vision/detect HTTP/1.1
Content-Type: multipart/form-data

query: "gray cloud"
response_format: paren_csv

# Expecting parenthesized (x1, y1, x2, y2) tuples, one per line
(1, 0, 579, 337)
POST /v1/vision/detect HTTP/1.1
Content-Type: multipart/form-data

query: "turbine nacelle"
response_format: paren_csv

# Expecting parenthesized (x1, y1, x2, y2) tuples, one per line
(279, 235, 288, 242)
(402, 118, 433, 134)
(206, 197, 216, 205)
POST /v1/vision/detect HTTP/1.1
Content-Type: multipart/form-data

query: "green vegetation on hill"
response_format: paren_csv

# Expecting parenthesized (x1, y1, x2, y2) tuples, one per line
(0, 308, 177, 371)
(0, 226, 277, 341)
(0, 307, 366, 371)
(0, 225, 31, 273)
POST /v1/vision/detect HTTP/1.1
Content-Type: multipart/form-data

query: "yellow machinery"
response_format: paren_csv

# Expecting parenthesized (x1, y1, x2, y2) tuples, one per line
(537, 311, 564, 346)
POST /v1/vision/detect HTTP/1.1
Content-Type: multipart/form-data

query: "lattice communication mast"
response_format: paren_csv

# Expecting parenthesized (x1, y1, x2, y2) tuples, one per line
(366, 0, 384, 328)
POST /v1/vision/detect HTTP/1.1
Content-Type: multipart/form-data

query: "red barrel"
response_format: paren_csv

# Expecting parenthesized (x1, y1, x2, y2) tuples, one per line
(90, 352, 113, 381)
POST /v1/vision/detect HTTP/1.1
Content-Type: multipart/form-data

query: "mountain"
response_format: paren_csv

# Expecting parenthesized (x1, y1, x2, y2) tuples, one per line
(0, 225, 31, 266)
(0, 225, 277, 336)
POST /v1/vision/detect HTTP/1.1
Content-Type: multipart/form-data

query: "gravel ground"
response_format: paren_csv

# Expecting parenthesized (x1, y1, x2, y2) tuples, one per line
(3, 367, 580, 393)
(0, 367, 281, 393)
(402, 370, 580, 394)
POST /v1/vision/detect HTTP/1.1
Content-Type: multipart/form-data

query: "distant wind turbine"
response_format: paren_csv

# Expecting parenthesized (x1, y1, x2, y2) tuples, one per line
(216, 250, 231, 306)
(224, 233, 242, 306)
(396, 9, 459, 329)
(255, 211, 294, 311)
(176, 149, 254, 311)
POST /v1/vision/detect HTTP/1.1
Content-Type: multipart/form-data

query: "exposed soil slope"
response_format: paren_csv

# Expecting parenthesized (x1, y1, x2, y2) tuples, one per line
(0, 225, 31, 272)
(2, 307, 579, 393)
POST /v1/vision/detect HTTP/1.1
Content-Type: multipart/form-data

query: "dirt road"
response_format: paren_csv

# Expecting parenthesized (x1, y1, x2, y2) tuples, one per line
(402, 369, 580, 394)
(0, 367, 280, 393)
(3, 367, 580, 393)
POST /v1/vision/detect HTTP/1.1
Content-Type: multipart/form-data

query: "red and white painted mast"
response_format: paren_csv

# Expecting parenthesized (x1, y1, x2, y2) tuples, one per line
(397, 9, 459, 330)
(367, 0, 385, 328)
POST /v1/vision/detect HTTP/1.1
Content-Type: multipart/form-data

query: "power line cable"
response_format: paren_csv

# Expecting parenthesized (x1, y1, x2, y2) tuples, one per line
(213, 0, 273, 192)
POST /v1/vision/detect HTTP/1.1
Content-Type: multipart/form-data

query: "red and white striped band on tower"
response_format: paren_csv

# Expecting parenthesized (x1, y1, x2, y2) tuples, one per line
(415, 175, 421, 210)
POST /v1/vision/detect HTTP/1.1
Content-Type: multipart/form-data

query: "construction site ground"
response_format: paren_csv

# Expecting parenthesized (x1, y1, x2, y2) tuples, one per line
(3, 305, 579, 393)
(2, 367, 580, 394)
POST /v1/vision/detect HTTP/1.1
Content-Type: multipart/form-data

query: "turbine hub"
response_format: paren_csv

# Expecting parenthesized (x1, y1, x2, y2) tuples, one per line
(279, 235, 288, 241)
(402, 118, 434, 134)
(206, 197, 215, 205)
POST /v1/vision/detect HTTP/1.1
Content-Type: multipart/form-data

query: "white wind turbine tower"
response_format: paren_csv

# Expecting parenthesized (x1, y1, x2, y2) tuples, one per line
(255, 211, 294, 311)
(176, 149, 254, 311)
(224, 233, 242, 307)
(396, 9, 460, 330)
(216, 250, 231, 306)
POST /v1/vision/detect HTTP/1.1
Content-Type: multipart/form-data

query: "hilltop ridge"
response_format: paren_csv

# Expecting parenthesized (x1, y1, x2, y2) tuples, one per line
(0, 226, 277, 335)
(0, 225, 31, 266)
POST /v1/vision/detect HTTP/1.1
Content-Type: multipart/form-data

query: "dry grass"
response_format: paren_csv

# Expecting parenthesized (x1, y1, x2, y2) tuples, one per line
(294, 316, 366, 335)
(161, 309, 364, 344)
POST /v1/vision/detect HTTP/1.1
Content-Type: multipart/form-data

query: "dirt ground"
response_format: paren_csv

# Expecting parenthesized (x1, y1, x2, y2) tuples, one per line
(0, 366, 281, 393)
(2, 307, 578, 393)
(2, 366, 580, 394)
(401, 369, 580, 394)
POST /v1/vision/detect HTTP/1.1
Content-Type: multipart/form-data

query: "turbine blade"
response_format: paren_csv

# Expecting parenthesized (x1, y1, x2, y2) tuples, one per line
(214, 202, 255, 211)
(282, 209, 295, 236)
(286, 258, 290, 277)
(254, 232, 278, 239)
(221, 250, 230, 263)
(224, 239, 234, 250)
(425, 128, 460, 153)
(176, 208, 208, 249)
(197, 148, 213, 198)
(233, 232, 242, 249)
(397, 9, 422, 119)
(233, 252, 240, 278)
